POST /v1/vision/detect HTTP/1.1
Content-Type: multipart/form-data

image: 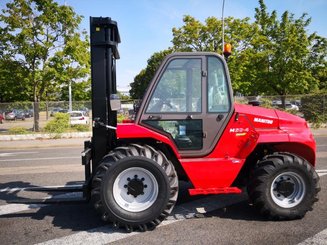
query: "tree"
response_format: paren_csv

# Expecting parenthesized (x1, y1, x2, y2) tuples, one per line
(0, 60, 31, 102)
(171, 15, 258, 94)
(0, 0, 89, 131)
(131, 0, 326, 102)
(252, 0, 321, 105)
(60, 79, 91, 101)
(172, 15, 254, 54)
(131, 16, 255, 99)
(307, 35, 327, 90)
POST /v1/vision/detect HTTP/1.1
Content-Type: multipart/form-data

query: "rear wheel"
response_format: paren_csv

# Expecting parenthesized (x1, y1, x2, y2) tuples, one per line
(248, 152, 320, 220)
(91, 144, 178, 231)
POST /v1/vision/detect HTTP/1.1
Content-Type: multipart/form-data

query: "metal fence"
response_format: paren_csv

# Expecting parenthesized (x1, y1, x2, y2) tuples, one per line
(0, 100, 135, 133)
(0, 94, 326, 133)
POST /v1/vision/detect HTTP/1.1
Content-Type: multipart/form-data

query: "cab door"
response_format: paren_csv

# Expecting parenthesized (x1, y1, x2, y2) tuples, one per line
(137, 53, 233, 157)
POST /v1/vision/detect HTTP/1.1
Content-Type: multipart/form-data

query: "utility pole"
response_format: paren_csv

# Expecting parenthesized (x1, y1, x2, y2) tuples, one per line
(69, 80, 72, 111)
(222, 0, 225, 54)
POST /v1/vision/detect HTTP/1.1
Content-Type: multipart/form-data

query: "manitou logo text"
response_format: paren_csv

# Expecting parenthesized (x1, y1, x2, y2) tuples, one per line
(254, 117, 273, 125)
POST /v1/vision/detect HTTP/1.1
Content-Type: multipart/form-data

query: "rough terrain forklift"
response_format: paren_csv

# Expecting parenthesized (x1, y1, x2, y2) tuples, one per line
(11, 17, 320, 232)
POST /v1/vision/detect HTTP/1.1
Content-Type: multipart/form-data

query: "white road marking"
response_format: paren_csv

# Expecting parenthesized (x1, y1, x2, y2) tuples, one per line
(317, 169, 327, 177)
(0, 156, 79, 162)
(298, 228, 327, 244)
(0, 152, 38, 157)
(0, 203, 45, 216)
(0, 192, 82, 216)
(0, 184, 84, 193)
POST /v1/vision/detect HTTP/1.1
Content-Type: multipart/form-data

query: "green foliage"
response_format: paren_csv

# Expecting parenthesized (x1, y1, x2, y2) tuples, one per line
(0, 60, 31, 102)
(131, 0, 326, 100)
(0, 101, 33, 111)
(260, 98, 274, 109)
(71, 124, 90, 132)
(0, 0, 90, 131)
(117, 91, 131, 101)
(60, 79, 91, 101)
(251, 1, 320, 97)
(8, 127, 29, 135)
(44, 112, 70, 133)
(117, 114, 128, 123)
(301, 92, 327, 124)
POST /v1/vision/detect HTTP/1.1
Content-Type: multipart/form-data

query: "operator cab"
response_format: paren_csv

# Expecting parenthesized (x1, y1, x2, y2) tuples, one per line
(136, 53, 234, 157)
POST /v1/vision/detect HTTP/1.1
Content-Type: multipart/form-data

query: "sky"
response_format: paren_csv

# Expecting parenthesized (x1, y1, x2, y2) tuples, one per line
(1, 0, 327, 90)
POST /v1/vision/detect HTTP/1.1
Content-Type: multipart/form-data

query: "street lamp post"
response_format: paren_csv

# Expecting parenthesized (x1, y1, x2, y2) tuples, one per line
(222, 0, 225, 54)
(69, 81, 72, 111)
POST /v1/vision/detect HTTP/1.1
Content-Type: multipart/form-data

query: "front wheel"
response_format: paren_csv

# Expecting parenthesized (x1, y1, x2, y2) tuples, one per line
(91, 144, 178, 232)
(248, 152, 320, 220)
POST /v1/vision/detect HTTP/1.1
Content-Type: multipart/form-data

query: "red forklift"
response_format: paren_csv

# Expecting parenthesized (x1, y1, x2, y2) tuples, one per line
(10, 17, 320, 232)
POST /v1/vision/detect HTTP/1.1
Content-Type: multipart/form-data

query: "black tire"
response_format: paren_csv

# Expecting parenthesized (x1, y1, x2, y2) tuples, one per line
(248, 152, 320, 220)
(91, 144, 178, 232)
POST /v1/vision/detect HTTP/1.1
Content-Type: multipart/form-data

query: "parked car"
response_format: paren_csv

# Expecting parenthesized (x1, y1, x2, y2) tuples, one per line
(248, 100, 261, 106)
(5, 109, 25, 120)
(78, 107, 89, 116)
(0, 113, 4, 124)
(291, 100, 302, 108)
(15, 110, 26, 120)
(59, 109, 69, 113)
(24, 109, 34, 118)
(50, 107, 63, 116)
(272, 100, 282, 106)
(272, 100, 299, 111)
(68, 111, 89, 125)
(285, 102, 299, 111)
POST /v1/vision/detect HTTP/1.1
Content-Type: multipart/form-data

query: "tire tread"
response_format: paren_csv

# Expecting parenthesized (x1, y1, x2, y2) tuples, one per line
(91, 144, 178, 231)
(248, 152, 320, 220)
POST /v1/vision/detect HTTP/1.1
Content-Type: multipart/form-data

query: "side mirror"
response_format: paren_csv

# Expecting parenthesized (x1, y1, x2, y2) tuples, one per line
(110, 94, 121, 111)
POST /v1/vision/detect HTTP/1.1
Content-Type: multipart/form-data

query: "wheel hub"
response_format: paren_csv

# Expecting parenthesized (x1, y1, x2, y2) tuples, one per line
(275, 180, 294, 197)
(271, 172, 306, 208)
(113, 167, 159, 212)
(125, 175, 147, 198)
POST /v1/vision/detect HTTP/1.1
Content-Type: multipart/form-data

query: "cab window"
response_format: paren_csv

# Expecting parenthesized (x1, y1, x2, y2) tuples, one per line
(207, 57, 230, 112)
(146, 58, 202, 113)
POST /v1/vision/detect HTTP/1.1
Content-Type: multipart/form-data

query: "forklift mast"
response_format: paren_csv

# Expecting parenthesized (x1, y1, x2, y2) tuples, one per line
(89, 17, 120, 173)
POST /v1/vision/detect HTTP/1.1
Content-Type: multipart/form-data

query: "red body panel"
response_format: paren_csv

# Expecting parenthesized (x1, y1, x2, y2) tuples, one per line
(117, 123, 181, 158)
(117, 104, 316, 194)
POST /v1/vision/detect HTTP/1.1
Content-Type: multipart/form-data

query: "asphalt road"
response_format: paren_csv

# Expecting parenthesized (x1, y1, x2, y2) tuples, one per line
(0, 137, 326, 245)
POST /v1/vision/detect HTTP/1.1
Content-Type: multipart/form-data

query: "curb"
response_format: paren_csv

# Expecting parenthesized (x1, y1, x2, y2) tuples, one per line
(0, 132, 92, 141)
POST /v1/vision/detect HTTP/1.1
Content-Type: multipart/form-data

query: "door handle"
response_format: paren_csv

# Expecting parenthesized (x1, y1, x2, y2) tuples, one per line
(216, 114, 224, 121)
(148, 115, 161, 120)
